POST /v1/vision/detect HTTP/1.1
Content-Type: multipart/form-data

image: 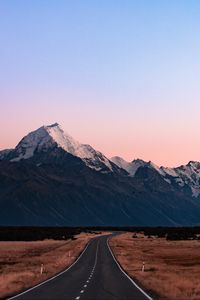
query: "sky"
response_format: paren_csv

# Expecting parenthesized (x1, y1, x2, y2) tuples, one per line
(1, 0, 200, 167)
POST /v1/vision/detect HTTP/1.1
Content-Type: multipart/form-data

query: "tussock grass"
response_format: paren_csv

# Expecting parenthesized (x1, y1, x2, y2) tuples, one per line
(110, 233, 200, 300)
(0, 232, 99, 299)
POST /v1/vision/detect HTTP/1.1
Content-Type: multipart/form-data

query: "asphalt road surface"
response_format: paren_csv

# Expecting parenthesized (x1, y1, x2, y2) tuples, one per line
(9, 234, 153, 300)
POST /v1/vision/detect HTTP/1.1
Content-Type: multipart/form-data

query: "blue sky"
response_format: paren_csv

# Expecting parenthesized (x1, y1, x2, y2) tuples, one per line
(1, 0, 200, 166)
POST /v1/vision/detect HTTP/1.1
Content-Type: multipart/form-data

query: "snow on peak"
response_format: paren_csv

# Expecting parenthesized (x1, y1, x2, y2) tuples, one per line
(130, 159, 148, 176)
(148, 161, 165, 176)
(11, 126, 54, 161)
(44, 123, 80, 155)
(110, 156, 131, 171)
(111, 157, 148, 176)
(160, 162, 200, 197)
(11, 123, 114, 172)
(46, 122, 59, 128)
(4, 122, 200, 197)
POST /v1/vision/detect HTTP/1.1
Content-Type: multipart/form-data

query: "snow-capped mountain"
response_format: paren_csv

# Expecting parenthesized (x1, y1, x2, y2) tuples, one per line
(1, 123, 200, 226)
(111, 156, 200, 198)
(0, 123, 117, 173)
(160, 161, 200, 197)
(110, 156, 132, 173)
(111, 157, 159, 176)
(1, 122, 200, 202)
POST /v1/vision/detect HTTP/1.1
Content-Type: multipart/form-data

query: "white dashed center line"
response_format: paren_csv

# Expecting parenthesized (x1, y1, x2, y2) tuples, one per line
(74, 241, 99, 300)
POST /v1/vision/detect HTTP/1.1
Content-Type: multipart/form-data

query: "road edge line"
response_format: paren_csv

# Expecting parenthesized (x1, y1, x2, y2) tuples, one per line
(107, 237, 153, 300)
(8, 238, 92, 300)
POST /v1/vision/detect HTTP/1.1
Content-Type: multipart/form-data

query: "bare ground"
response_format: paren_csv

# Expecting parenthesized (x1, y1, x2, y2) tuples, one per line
(0, 232, 103, 299)
(110, 232, 200, 300)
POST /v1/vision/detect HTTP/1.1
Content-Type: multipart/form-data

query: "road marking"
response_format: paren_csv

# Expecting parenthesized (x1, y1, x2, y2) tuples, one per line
(75, 240, 99, 300)
(107, 237, 153, 300)
(8, 240, 93, 300)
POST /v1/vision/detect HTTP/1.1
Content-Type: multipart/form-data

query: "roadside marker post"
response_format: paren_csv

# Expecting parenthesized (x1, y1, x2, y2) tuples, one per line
(142, 262, 145, 272)
(40, 263, 44, 275)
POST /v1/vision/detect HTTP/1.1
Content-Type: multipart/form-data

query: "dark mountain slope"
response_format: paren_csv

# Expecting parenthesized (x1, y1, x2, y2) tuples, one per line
(1, 148, 200, 226)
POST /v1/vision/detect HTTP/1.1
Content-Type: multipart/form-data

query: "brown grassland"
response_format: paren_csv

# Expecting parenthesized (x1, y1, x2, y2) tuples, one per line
(0, 232, 102, 299)
(110, 232, 200, 300)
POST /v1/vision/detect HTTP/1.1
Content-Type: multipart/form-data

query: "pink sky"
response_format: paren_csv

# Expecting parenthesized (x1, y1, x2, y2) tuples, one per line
(0, 92, 200, 168)
(1, 1, 200, 167)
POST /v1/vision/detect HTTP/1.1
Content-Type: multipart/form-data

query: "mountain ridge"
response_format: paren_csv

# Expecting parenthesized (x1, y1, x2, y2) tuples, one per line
(1, 123, 200, 226)
(1, 123, 125, 175)
(111, 156, 200, 198)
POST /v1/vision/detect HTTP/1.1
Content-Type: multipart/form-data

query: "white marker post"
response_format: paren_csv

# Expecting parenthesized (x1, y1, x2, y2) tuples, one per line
(142, 261, 145, 272)
(40, 263, 44, 275)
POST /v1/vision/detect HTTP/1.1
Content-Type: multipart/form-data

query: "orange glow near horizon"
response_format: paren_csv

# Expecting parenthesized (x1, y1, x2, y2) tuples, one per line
(1, 1, 200, 168)
(1, 115, 200, 168)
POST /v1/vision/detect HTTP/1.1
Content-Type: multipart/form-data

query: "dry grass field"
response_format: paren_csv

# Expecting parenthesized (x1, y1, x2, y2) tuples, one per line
(0, 232, 101, 299)
(110, 232, 200, 300)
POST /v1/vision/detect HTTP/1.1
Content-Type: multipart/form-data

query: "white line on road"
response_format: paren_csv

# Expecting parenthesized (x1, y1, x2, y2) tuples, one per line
(107, 237, 153, 300)
(8, 240, 92, 300)
(74, 240, 99, 300)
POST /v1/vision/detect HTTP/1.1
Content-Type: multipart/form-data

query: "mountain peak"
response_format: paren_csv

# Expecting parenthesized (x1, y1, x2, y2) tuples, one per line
(187, 161, 200, 168)
(7, 123, 115, 173)
(9, 123, 81, 163)
(111, 157, 148, 176)
(45, 122, 60, 128)
(132, 158, 146, 164)
(110, 156, 131, 172)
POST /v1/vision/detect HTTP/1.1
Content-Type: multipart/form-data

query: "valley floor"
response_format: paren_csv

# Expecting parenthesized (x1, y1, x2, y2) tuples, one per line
(110, 232, 200, 300)
(0, 232, 101, 299)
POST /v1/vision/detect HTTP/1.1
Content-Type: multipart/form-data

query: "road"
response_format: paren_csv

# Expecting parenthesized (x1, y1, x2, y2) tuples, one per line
(9, 234, 153, 300)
